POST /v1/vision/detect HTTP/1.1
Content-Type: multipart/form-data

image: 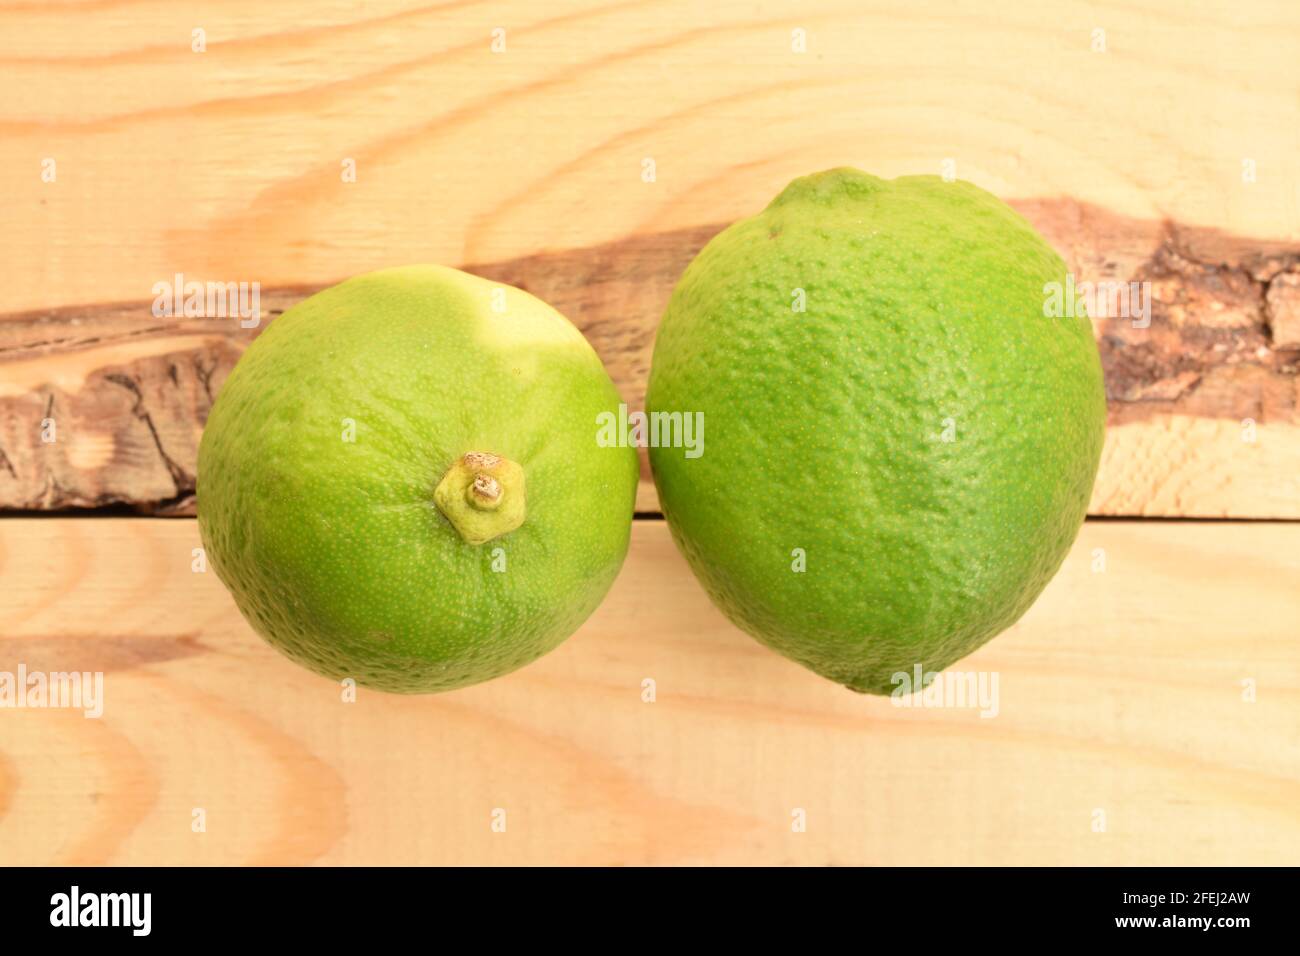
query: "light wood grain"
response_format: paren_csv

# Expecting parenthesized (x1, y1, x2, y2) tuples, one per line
(0, 517, 1296, 866)
(2, 0, 1298, 313)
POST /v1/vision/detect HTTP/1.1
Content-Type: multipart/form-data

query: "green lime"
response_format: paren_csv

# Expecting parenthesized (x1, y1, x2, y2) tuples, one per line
(646, 169, 1105, 694)
(198, 265, 638, 693)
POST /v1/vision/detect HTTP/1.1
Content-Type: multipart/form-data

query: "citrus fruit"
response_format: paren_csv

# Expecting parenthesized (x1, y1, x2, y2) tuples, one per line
(646, 168, 1106, 694)
(198, 265, 638, 693)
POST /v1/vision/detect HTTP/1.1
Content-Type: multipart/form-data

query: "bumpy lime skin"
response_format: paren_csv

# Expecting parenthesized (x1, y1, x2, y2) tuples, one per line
(646, 169, 1106, 694)
(198, 265, 638, 693)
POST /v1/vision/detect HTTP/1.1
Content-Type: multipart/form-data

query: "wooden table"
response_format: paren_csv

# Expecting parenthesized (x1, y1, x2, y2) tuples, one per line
(1, 1, 1297, 866)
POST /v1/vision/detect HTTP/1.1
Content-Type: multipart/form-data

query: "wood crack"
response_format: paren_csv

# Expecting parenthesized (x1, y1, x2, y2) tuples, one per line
(104, 372, 193, 496)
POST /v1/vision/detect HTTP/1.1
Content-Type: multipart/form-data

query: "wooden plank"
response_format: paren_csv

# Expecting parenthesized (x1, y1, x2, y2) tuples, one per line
(2, 204, 1298, 516)
(0, 517, 1296, 865)
(4, 0, 1299, 312)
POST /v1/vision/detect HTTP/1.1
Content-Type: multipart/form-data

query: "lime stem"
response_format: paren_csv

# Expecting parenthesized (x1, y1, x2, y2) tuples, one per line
(434, 451, 526, 544)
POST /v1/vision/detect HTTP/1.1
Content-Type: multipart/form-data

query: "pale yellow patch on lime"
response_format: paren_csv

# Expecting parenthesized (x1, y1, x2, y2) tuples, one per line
(472, 284, 589, 350)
